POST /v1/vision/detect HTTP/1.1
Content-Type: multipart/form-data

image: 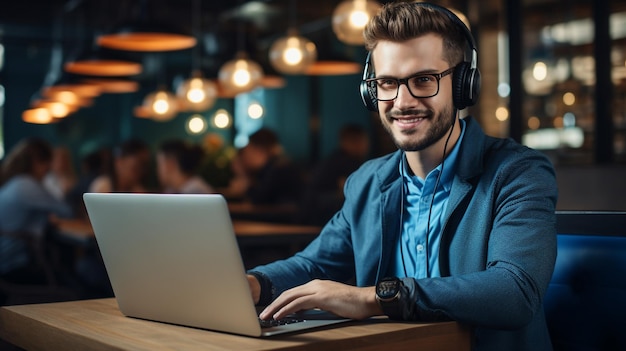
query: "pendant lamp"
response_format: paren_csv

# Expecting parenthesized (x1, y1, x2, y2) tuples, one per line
(218, 51, 263, 94)
(142, 87, 179, 121)
(332, 0, 381, 45)
(177, 70, 218, 111)
(269, 28, 317, 75)
(22, 108, 54, 124)
(176, 0, 218, 111)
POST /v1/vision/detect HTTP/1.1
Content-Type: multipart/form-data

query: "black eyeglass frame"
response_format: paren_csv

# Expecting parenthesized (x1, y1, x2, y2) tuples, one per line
(365, 66, 456, 101)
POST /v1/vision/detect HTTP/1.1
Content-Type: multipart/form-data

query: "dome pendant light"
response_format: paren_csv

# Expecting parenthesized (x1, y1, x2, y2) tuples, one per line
(143, 86, 179, 121)
(332, 0, 381, 45)
(218, 51, 263, 95)
(177, 0, 218, 111)
(177, 70, 218, 111)
(269, 28, 317, 75)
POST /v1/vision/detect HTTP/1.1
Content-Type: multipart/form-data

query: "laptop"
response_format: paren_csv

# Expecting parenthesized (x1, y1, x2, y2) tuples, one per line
(82, 193, 350, 337)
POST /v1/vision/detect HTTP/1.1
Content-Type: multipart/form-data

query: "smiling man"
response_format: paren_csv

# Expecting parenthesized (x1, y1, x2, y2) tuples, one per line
(246, 2, 557, 350)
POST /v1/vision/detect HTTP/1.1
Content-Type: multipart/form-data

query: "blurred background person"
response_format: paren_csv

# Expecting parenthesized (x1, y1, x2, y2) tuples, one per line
(224, 128, 303, 206)
(43, 146, 77, 201)
(0, 138, 73, 284)
(156, 139, 214, 194)
(89, 138, 150, 193)
(301, 124, 370, 224)
(65, 147, 111, 219)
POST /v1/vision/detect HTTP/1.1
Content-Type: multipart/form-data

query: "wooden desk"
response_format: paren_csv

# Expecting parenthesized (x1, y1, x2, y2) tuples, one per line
(0, 298, 471, 351)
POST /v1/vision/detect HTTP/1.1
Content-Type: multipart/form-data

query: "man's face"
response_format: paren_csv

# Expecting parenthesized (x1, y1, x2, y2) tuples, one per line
(372, 34, 455, 152)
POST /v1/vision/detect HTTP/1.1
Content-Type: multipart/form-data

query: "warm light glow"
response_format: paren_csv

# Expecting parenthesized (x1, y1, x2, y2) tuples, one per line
(532, 62, 548, 81)
(22, 108, 53, 124)
(528, 116, 541, 130)
(495, 107, 509, 121)
(562, 92, 576, 106)
(213, 109, 231, 129)
(553, 116, 564, 129)
(143, 89, 178, 121)
(83, 79, 139, 94)
(349, 10, 369, 29)
(46, 90, 80, 106)
(332, 0, 382, 45)
(64, 60, 142, 76)
(43, 83, 102, 98)
(233, 66, 252, 87)
(97, 33, 197, 52)
(218, 52, 263, 94)
(305, 61, 362, 76)
(177, 72, 217, 112)
(269, 31, 317, 74)
(186, 114, 207, 134)
(248, 102, 264, 119)
(153, 97, 170, 115)
(283, 47, 303, 66)
(36, 101, 72, 118)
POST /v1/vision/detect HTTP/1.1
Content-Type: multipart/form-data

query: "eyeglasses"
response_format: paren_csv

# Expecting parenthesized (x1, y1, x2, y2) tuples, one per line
(364, 67, 455, 101)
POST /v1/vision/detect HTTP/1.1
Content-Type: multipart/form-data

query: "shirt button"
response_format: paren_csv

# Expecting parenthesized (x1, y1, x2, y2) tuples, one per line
(416, 244, 424, 252)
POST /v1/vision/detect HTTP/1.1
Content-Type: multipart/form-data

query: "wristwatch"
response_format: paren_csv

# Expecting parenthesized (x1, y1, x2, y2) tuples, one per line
(375, 277, 404, 319)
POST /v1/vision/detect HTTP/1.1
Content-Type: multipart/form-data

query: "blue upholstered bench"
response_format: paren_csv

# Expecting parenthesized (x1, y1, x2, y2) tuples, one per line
(545, 211, 626, 351)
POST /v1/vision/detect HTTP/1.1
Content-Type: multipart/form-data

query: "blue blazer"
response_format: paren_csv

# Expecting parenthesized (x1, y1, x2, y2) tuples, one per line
(252, 116, 557, 351)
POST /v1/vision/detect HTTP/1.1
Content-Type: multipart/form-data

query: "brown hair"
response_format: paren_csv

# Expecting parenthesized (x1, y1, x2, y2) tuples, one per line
(363, 2, 466, 66)
(0, 138, 53, 185)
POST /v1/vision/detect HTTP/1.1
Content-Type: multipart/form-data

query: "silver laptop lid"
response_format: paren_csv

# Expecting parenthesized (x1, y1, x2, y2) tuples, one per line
(83, 193, 263, 336)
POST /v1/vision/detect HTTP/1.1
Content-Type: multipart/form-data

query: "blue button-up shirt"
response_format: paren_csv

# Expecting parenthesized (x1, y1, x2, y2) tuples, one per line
(393, 118, 466, 279)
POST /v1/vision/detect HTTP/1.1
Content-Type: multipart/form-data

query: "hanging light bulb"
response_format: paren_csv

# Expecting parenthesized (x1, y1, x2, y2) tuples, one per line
(212, 109, 232, 129)
(143, 87, 179, 121)
(269, 29, 317, 74)
(22, 108, 53, 124)
(218, 51, 263, 95)
(177, 70, 218, 112)
(332, 0, 381, 45)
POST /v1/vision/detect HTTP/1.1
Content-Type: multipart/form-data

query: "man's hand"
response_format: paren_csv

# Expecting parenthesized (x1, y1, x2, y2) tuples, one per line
(258, 279, 383, 321)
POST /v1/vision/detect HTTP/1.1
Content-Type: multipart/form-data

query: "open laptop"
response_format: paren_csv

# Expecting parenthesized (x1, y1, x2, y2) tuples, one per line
(83, 193, 350, 337)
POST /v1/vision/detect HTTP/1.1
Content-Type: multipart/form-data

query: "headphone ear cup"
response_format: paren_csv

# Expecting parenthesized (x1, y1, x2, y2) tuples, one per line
(360, 79, 378, 111)
(453, 62, 470, 110)
(453, 62, 481, 110)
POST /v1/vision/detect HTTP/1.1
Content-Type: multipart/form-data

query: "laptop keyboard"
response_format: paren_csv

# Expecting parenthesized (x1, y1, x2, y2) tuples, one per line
(259, 317, 305, 328)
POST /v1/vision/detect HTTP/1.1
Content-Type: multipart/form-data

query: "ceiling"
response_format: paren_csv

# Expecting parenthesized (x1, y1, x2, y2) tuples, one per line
(0, 0, 383, 82)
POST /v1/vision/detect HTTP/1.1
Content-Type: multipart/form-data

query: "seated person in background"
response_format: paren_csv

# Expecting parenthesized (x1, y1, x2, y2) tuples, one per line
(156, 139, 214, 194)
(0, 138, 73, 283)
(43, 146, 77, 201)
(65, 147, 111, 219)
(89, 138, 150, 193)
(301, 124, 370, 224)
(225, 128, 303, 206)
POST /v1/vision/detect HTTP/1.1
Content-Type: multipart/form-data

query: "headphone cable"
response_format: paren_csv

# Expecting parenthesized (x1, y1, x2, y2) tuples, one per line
(400, 110, 457, 278)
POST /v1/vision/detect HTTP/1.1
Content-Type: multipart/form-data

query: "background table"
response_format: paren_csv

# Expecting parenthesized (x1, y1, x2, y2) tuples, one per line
(0, 298, 471, 351)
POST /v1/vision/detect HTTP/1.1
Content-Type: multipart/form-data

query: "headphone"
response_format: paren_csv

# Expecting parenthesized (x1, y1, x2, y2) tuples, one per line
(360, 2, 481, 111)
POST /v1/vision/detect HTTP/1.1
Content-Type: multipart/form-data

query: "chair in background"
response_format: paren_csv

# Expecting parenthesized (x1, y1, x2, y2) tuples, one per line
(545, 211, 626, 350)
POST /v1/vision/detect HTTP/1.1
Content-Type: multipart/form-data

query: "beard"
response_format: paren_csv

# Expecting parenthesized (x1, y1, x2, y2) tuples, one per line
(381, 103, 455, 152)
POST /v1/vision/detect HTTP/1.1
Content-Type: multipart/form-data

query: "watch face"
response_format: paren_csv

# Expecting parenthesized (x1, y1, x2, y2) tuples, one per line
(377, 279, 399, 299)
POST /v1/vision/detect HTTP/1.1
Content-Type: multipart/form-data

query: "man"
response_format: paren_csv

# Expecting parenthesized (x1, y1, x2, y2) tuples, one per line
(247, 3, 557, 350)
